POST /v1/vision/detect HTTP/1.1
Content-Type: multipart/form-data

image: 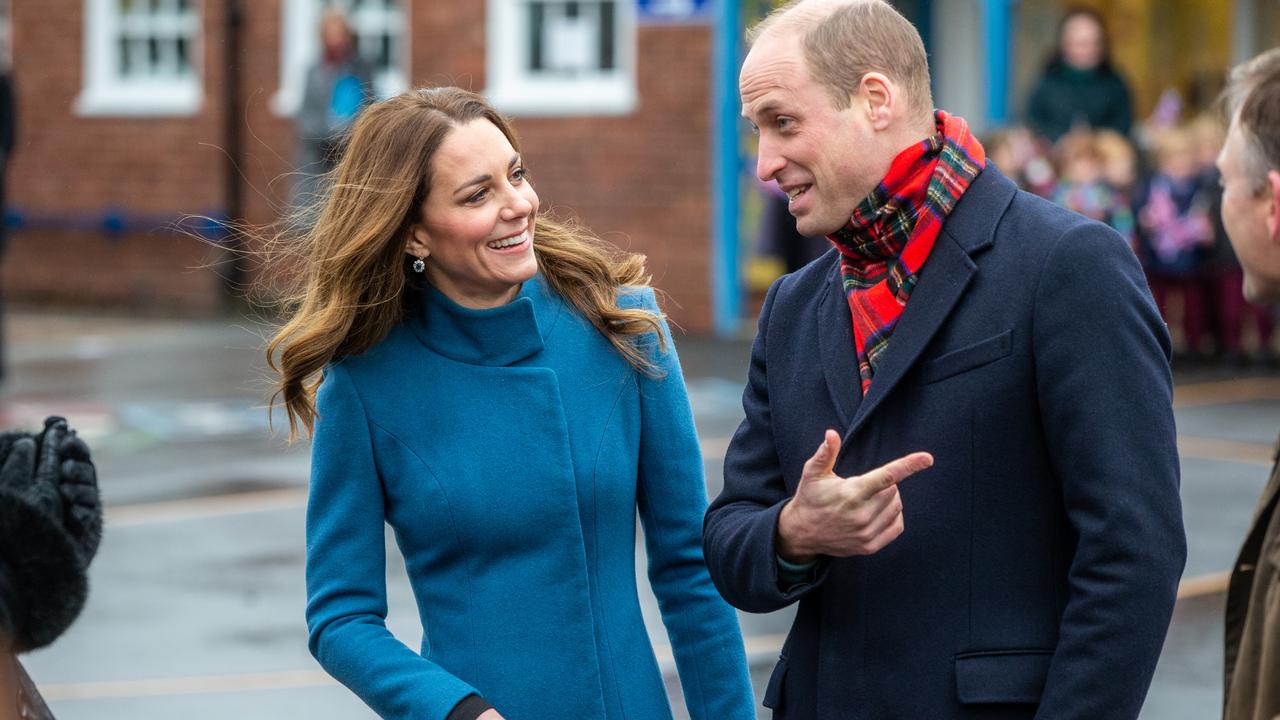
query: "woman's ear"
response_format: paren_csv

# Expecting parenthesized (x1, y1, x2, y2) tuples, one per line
(405, 224, 432, 259)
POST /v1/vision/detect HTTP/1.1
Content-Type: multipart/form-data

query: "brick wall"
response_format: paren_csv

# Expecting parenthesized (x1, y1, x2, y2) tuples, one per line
(4, 1, 717, 331)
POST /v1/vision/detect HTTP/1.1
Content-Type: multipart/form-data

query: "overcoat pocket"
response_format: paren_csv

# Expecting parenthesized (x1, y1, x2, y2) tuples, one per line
(954, 648, 1052, 704)
(921, 330, 1014, 385)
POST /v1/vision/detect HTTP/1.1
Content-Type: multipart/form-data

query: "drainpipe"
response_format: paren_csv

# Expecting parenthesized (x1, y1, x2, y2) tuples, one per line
(221, 0, 245, 303)
(980, 0, 1015, 128)
(712, 0, 742, 337)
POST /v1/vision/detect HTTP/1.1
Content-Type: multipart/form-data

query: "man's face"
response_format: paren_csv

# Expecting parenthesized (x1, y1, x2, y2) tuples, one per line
(740, 33, 882, 237)
(1217, 121, 1280, 304)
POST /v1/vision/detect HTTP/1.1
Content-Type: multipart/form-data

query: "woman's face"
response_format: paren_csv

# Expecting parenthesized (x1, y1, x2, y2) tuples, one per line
(408, 119, 540, 308)
(1061, 15, 1104, 71)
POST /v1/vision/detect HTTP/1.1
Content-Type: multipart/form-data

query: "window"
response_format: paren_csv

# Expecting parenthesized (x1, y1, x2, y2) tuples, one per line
(487, 0, 637, 116)
(274, 0, 407, 116)
(77, 0, 202, 116)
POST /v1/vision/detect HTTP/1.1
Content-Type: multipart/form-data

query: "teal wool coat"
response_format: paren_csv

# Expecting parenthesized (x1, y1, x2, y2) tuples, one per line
(304, 276, 754, 720)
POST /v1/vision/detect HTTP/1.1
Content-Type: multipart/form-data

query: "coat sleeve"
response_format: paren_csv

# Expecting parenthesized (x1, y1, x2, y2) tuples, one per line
(1030, 222, 1186, 719)
(305, 364, 481, 720)
(703, 278, 831, 615)
(631, 288, 755, 720)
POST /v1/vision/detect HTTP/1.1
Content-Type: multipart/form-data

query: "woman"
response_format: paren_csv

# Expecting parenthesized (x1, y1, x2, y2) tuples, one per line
(268, 87, 754, 720)
(1026, 8, 1133, 143)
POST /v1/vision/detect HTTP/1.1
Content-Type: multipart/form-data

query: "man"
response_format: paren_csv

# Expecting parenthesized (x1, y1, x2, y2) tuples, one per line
(1216, 48, 1280, 720)
(702, 1, 1186, 718)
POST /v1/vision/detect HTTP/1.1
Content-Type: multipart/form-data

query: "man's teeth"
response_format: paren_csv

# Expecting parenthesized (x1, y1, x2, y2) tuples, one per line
(788, 186, 809, 201)
(487, 232, 527, 249)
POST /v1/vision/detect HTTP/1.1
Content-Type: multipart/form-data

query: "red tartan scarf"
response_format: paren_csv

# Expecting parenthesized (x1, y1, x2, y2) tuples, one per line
(827, 111, 986, 395)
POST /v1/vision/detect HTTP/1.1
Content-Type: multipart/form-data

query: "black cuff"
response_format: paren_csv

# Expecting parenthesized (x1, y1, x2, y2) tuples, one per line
(0, 490, 87, 652)
(446, 694, 494, 720)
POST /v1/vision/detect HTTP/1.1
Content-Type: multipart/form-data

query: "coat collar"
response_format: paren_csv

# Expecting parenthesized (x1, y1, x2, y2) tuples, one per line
(407, 274, 564, 366)
(818, 164, 1018, 445)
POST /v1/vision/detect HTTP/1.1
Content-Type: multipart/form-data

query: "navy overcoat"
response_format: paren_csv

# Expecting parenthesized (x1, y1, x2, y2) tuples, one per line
(704, 166, 1187, 719)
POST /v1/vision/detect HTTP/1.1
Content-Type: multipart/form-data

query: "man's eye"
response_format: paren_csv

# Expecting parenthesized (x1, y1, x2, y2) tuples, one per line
(748, 123, 760, 136)
(776, 117, 794, 131)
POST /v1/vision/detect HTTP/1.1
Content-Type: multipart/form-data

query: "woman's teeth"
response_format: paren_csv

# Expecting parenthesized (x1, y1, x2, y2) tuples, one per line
(487, 231, 528, 250)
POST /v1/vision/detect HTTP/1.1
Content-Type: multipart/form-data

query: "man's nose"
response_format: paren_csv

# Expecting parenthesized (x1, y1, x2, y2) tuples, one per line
(756, 139, 785, 183)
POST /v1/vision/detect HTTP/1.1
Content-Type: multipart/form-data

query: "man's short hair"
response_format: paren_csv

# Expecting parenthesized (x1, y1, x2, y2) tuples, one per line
(748, 0, 934, 118)
(1224, 48, 1280, 194)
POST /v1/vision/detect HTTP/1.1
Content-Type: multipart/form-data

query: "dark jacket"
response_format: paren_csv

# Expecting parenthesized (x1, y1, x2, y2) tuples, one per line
(1027, 63, 1133, 142)
(704, 166, 1187, 719)
(1223, 433, 1280, 720)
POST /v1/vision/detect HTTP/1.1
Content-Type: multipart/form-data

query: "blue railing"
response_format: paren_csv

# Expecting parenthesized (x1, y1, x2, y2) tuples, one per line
(3, 207, 233, 243)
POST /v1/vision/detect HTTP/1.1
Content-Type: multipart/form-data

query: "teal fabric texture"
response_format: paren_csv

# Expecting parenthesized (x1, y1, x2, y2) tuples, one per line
(304, 275, 754, 720)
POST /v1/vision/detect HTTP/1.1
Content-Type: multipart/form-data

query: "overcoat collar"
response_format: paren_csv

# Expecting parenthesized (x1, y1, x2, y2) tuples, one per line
(816, 164, 1019, 444)
(408, 273, 564, 366)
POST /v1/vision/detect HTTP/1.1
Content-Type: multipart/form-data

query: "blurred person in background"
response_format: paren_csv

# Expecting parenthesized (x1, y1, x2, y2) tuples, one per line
(1193, 114, 1276, 366)
(1216, 47, 1280, 720)
(757, 185, 828, 274)
(1136, 126, 1217, 361)
(0, 417, 102, 720)
(268, 87, 753, 720)
(292, 9, 373, 211)
(1027, 8, 1133, 143)
(984, 125, 1056, 196)
(704, 1, 1184, 718)
(1051, 130, 1136, 248)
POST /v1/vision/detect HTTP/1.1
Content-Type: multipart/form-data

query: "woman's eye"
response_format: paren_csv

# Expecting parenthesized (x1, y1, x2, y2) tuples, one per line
(467, 188, 488, 203)
(512, 167, 528, 182)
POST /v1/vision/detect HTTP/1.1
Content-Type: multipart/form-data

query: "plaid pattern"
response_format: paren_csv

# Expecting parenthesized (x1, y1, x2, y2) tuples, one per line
(827, 111, 986, 395)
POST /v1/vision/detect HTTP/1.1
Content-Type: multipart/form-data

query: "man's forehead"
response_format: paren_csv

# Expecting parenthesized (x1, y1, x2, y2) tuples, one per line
(739, 39, 807, 115)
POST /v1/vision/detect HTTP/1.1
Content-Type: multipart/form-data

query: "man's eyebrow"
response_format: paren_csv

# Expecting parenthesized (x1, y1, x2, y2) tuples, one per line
(743, 100, 780, 119)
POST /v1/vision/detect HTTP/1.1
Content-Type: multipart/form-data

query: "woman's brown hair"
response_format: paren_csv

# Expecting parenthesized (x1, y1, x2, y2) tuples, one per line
(266, 87, 664, 440)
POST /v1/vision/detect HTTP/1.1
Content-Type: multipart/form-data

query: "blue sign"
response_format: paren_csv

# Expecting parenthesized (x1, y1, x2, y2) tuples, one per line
(637, 0, 711, 21)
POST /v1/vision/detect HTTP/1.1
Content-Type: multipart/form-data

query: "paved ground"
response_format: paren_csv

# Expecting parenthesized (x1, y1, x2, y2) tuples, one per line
(7, 310, 1277, 719)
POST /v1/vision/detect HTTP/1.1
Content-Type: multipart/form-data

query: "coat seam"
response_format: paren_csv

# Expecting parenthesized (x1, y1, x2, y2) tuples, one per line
(366, 414, 483, 688)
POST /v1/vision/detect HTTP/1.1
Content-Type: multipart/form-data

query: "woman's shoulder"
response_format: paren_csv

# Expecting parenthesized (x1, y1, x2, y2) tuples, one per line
(614, 285, 659, 313)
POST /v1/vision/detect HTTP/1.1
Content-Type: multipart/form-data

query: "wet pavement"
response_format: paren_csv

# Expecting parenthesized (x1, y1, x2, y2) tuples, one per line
(7, 310, 1277, 719)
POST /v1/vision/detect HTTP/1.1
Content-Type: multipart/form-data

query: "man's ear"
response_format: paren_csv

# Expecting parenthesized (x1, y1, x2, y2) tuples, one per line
(858, 72, 896, 131)
(405, 224, 432, 260)
(1265, 169, 1280, 244)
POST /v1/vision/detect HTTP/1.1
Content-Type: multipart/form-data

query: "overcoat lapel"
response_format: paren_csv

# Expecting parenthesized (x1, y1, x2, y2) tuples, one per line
(817, 257, 861, 429)
(833, 164, 1018, 445)
(842, 232, 976, 444)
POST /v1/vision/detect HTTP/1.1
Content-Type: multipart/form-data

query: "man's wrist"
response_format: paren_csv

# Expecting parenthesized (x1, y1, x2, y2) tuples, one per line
(776, 501, 819, 564)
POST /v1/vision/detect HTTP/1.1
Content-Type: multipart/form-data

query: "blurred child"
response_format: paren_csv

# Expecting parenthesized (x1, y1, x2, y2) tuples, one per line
(1190, 114, 1275, 363)
(986, 125, 1056, 196)
(1051, 131, 1136, 245)
(1136, 125, 1217, 358)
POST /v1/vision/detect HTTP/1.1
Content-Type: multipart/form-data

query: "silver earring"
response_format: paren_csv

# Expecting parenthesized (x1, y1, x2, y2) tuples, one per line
(412, 257, 425, 273)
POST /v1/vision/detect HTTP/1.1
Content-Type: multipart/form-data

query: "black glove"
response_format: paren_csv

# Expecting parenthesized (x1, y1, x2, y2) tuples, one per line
(0, 416, 102, 652)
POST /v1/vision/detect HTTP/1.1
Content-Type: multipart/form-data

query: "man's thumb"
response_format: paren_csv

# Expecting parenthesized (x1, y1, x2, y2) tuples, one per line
(802, 429, 841, 480)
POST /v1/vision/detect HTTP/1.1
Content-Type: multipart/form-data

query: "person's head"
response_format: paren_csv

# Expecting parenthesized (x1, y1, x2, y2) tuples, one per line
(266, 87, 664, 438)
(1054, 131, 1103, 186)
(740, 0, 935, 236)
(1217, 48, 1280, 304)
(320, 9, 356, 60)
(1151, 126, 1199, 181)
(1056, 8, 1109, 72)
(1187, 113, 1225, 169)
(1093, 129, 1136, 190)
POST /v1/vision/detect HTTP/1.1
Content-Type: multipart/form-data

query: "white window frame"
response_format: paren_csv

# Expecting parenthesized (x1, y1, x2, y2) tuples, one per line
(76, 0, 203, 117)
(486, 0, 637, 116)
(272, 0, 408, 117)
